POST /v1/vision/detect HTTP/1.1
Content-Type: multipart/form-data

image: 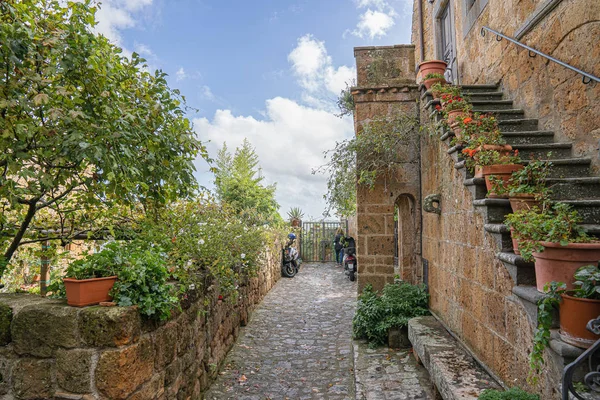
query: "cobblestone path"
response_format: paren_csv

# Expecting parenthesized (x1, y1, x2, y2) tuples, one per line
(353, 343, 435, 400)
(204, 263, 357, 400)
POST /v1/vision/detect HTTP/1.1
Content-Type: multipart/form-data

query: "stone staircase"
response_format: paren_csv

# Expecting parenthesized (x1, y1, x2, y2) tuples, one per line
(423, 83, 597, 363)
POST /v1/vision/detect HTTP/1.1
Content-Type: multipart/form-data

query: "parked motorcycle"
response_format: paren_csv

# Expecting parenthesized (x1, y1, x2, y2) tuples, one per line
(281, 233, 300, 278)
(343, 236, 357, 282)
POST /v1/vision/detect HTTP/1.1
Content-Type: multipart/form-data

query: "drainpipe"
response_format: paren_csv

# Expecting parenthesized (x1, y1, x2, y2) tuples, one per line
(418, 0, 425, 63)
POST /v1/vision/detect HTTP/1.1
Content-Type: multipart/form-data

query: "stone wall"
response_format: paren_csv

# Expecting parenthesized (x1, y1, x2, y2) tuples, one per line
(420, 129, 563, 397)
(353, 46, 422, 292)
(0, 245, 281, 400)
(412, 0, 600, 171)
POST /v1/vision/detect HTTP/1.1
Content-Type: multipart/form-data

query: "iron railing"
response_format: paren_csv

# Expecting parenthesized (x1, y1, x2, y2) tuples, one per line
(481, 26, 600, 85)
(562, 316, 600, 399)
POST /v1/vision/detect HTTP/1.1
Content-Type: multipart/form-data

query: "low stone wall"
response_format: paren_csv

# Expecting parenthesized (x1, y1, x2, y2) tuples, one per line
(0, 245, 281, 400)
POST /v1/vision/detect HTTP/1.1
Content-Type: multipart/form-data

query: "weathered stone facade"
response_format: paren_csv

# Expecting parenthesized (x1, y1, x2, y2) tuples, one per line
(420, 131, 542, 393)
(353, 46, 422, 292)
(412, 0, 600, 171)
(0, 245, 280, 399)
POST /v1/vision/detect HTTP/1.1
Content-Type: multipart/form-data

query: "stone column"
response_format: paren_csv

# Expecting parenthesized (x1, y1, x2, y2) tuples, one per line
(352, 45, 422, 292)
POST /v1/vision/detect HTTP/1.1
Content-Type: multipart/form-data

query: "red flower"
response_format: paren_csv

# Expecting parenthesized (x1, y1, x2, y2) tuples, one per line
(463, 117, 473, 123)
(171, 236, 177, 243)
(435, 105, 441, 111)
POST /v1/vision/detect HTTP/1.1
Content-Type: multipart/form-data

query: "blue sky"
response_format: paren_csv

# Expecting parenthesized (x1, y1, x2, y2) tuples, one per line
(94, 0, 413, 219)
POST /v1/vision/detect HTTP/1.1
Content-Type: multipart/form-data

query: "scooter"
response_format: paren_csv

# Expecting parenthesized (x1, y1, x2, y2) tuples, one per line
(343, 236, 357, 282)
(281, 233, 300, 278)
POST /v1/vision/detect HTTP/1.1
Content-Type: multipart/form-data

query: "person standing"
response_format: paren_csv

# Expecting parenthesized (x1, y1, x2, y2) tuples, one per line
(334, 228, 344, 266)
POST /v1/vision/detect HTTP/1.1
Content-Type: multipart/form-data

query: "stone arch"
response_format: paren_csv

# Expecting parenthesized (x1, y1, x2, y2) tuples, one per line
(394, 193, 420, 284)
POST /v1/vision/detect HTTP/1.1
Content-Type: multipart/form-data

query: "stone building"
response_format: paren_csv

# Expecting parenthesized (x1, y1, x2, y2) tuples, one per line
(352, 0, 600, 398)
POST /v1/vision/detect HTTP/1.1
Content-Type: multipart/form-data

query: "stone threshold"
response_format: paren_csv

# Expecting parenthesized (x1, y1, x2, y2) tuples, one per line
(408, 315, 503, 400)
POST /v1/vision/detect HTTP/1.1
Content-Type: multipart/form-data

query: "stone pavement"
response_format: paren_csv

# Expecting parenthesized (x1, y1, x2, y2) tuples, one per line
(353, 342, 435, 400)
(204, 263, 434, 400)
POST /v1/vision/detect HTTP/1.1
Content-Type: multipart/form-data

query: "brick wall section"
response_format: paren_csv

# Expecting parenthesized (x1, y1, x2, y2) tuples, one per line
(353, 46, 422, 292)
(0, 244, 280, 400)
(412, 0, 600, 171)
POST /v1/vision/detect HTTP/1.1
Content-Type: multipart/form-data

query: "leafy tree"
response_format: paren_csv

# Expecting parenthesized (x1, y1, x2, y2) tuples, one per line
(335, 80, 356, 118)
(314, 113, 418, 217)
(214, 139, 281, 224)
(0, 0, 205, 272)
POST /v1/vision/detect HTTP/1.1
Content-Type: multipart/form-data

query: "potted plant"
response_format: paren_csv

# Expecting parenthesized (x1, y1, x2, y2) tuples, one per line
(423, 72, 446, 90)
(417, 60, 447, 81)
(530, 266, 600, 381)
(462, 129, 515, 178)
(287, 207, 304, 227)
(61, 249, 118, 307)
(441, 93, 472, 126)
(479, 149, 522, 198)
(505, 203, 600, 291)
(452, 112, 498, 143)
(430, 83, 461, 101)
(505, 158, 552, 212)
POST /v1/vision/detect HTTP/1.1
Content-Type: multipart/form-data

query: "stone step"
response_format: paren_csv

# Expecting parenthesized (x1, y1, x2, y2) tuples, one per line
(471, 108, 525, 120)
(466, 91, 504, 101)
(522, 158, 591, 178)
(408, 316, 502, 400)
(511, 142, 573, 159)
(469, 99, 514, 110)
(467, 177, 600, 201)
(496, 252, 536, 286)
(547, 177, 600, 200)
(561, 200, 600, 226)
(460, 84, 500, 94)
(501, 131, 555, 145)
(498, 119, 540, 132)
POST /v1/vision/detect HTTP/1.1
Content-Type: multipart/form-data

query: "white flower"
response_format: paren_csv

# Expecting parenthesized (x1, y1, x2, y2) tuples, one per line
(189, 283, 195, 290)
(241, 253, 246, 259)
(198, 239, 205, 245)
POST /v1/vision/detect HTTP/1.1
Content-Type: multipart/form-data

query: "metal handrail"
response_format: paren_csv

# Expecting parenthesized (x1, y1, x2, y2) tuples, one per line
(481, 26, 600, 84)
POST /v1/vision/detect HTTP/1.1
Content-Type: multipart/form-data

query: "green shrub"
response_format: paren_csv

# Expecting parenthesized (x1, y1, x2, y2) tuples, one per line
(352, 282, 429, 346)
(478, 387, 539, 400)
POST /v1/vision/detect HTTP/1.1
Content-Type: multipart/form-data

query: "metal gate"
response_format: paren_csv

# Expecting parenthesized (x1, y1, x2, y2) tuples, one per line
(300, 221, 348, 262)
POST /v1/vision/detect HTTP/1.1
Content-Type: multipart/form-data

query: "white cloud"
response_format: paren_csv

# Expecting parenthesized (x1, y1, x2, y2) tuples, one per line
(176, 67, 187, 81)
(354, 9, 396, 39)
(193, 97, 354, 218)
(351, 0, 399, 39)
(288, 35, 356, 102)
(134, 42, 154, 57)
(91, 0, 154, 46)
(201, 86, 215, 101)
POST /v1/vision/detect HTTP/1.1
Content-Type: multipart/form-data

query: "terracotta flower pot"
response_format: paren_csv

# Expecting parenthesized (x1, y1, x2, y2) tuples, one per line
(509, 227, 520, 255)
(559, 293, 600, 348)
(418, 60, 448, 79)
(533, 242, 600, 292)
(482, 164, 524, 198)
(423, 78, 446, 90)
(509, 193, 541, 213)
(446, 110, 469, 126)
(450, 122, 462, 139)
(64, 276, 117, 307)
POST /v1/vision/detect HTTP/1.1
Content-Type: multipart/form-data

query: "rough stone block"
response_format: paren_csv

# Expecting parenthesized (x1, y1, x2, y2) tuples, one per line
(0, 303, 13, 346)
(153, 322, 177, 370)
(95, 337, 154, 399)
(79, 306, 141, 347)
(12, 359, 54, 399)
(408, 316, 501, 400)
(129, 372, 165, 400)
(56, 348, 93, 393)
(366, 235, 395, 256)
(0, 348, 15, 395)
(388, 327, 411, 349)
(12, 303, 80, 357)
